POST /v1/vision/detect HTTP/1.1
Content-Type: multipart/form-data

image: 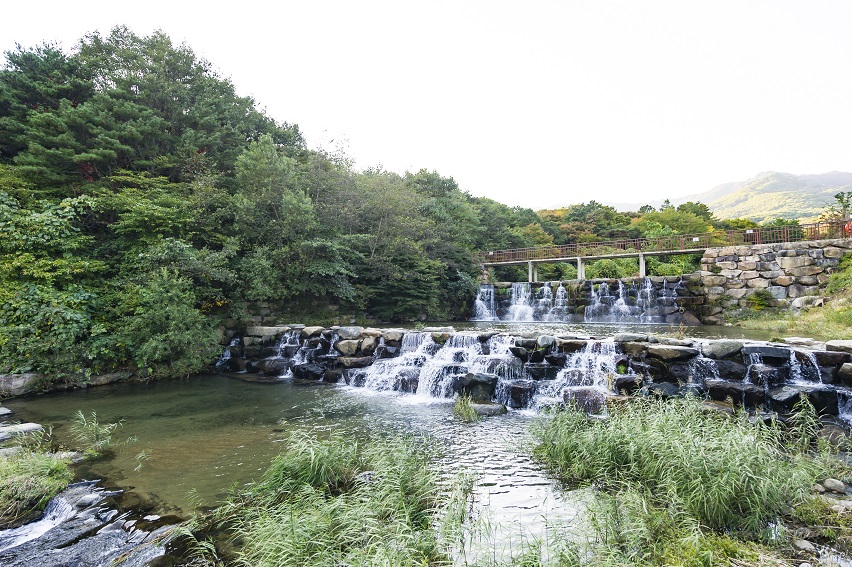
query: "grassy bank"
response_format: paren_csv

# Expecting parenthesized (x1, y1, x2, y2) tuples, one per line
(532, 396, 845, 565)
(0, 448, 73, 528)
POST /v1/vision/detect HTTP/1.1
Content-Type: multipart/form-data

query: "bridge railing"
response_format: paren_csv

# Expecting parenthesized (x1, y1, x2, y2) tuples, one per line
(477, 220, 850, 265)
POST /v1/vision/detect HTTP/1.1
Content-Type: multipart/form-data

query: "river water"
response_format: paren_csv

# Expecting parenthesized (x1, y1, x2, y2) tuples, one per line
(4, 374, 583, 544)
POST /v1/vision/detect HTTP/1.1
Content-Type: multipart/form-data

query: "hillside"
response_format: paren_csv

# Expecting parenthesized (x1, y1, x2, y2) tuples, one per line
(609, 171, 852, 223)
(709, 171, 852, 222)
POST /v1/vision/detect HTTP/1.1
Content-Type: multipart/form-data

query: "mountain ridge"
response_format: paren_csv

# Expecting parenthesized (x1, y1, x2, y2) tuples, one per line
(605, 171, 852, 223)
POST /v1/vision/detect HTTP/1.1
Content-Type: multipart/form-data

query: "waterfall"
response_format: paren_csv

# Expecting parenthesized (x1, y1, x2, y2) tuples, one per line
(532, 340, 626, 412)
(473, 284, 498, 321)
(789, 349, 821, 384)
(473, 277, 682, 324)
(506, 283, 535, 322)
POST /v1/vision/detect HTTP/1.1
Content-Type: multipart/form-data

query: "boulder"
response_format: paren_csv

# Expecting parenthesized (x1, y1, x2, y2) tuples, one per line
(768, 385, 838, 415)
(259, 359, 289, 376)
(322, 369, 345, 383)
(471, 403, 508, 417)
(526, 363, 560, 381)
(453, 373, 499, 403)
(613, 332, 648, 343)
(292, 363, 326, 381)
(382, 329, 405, 342)
(563, 387, 605, 413)
(741, 345, 790, 365)
(337, 326, 364, 340)
(338, 356, 374, 369)
(0, 422, 43, 442)
(86, 372, 132, 386)
(647, 345, 700, 361)
(509, 346, 529, 362)
(613, 374, 642, 394)
(301, 326, 325, 338)
(701, 340, 744, 359)
(334, 340, 360, 356)
(536, 335, 556, 348)
(813, 350, 851, 366)
(747, 364, 787, 387)
(826, 340, 852, 354)
(714, 359, 748, 381)
(644, 382, 680, 398)
(706, 379, 766, 407)
(555, 339, 589, 353)
(777, 256, 814, 269)
(245, 326, 289, 337)
(360, 336, 378, 356)
(507, 381, 537, 408)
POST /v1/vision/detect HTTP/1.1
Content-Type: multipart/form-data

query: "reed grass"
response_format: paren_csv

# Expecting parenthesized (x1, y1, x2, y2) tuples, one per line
(454, 393, 481, 423)
(532, 396, 826, 534)
(206, 433, 454, 567)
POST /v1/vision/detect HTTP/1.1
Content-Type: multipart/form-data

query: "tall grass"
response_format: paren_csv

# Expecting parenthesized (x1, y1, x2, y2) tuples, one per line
(532, 396, 825, 533)
(454, 393, 481, 423)
(207, 433, 453, 567)
(70, 410, 124, 457)
(0, 450, 73, 527)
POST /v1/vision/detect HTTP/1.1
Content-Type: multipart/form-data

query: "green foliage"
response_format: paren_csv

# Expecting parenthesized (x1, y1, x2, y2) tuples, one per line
(70, 410, 124, 457)
(746, 289, 775, 311)
(115, 269, 219, 377)
(0, 450, 73, 528)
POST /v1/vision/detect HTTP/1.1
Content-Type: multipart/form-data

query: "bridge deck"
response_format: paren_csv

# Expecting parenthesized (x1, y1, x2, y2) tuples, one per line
(477, 220, 850, 280)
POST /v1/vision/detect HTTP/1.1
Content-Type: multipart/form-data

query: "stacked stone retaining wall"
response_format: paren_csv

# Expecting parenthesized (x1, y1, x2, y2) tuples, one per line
(697, 238, 852, 324)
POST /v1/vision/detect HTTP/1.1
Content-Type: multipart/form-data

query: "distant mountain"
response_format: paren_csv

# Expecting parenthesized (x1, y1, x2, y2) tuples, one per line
(608, 171, 852, 223)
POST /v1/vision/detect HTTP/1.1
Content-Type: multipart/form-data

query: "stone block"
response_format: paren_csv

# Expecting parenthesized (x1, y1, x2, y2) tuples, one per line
(647, 345, 700, 361)
(727, 288, 748, 299)
(824, 247, 845, 258)
(701, 339, 744, 359)
(740, 270, 760, 279)
(788, 265, 824, 277)
(773, 275, 794, 286)
(716, 261, 738, 270)
(719, 269, 743, 278)
(738, 261, 757, 270)
(826, 340, 852, 354)
(797, 275, 819, 286)
(701, 275, 728, 287)
(746, 278, 770, 288)
(301, 326, 325, 338)
(777, 256, 814, 269)
(766, 286, 788, 299)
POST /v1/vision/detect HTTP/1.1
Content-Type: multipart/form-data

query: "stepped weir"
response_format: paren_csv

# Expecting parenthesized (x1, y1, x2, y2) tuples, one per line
(219, 325, 852, 422)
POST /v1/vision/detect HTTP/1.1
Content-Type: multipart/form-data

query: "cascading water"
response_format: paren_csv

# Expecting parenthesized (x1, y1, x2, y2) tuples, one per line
(506, 283, 535, 322)
(531, 340, 627, 412)
(471, 278, 683, 324)
(473, 285, 498, 321)
(350, 332, 435, 392)
(789, 349, 821, 384)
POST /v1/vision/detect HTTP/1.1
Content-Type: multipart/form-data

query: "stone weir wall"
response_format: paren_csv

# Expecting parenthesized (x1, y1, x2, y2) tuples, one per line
(222, 325, 852, 420)
(697, 238, 852, 323)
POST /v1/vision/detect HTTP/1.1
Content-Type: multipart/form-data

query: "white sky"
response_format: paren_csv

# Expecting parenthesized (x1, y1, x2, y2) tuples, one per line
(2, 1, 851, 209)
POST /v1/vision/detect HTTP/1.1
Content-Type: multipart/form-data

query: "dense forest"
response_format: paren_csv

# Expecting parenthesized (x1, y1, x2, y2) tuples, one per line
(0, 27, 778, 380)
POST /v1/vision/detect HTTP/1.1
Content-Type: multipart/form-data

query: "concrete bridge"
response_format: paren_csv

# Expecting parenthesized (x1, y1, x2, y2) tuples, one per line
(477, 220, 850, 281)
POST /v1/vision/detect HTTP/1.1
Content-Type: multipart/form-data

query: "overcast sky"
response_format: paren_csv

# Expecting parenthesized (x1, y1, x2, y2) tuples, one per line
(2, 1, 851, 208)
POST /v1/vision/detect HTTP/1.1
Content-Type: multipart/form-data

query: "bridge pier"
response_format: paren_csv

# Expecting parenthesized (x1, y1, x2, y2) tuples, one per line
(639, 253, 646, 278)
(576, 257, 585, 280)
(527, 261, 539, 282)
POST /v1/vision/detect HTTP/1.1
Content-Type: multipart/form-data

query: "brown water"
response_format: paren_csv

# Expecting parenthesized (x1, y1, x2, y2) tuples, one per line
(4, 375, 581, 539)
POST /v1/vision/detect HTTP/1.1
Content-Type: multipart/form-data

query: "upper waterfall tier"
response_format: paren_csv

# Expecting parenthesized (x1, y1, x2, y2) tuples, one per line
(472, 278, 688, 324)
